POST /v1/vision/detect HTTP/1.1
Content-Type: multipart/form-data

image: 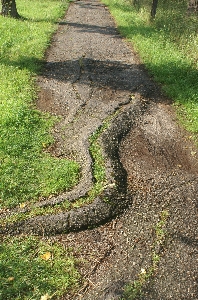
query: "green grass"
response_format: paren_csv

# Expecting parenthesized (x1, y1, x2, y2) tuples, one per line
(0, 235, 80, 300)
(102, 0, 198, 143)
(0, 2, 82, 297)
(0, 0, 80, 209)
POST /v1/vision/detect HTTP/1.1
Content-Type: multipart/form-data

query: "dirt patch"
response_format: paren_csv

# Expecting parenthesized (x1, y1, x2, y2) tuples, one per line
(1, 0, 198, 299)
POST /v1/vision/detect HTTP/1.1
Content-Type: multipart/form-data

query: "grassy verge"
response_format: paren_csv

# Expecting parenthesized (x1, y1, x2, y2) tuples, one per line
(0, 235, 80, 300)
(102, 0, 198, 144)
(0, 0, 80, 209)
(0, 1, 82, 298)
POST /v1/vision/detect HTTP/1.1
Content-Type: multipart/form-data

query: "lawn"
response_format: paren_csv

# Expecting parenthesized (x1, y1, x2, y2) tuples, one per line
(0, 0, 80, 209)
(102, 0, 198, 143)
(0, 235, 80, 300)
(0, 1, 81, 299)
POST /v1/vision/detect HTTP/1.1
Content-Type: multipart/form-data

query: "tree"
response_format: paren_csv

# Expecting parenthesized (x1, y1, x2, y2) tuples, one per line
(151, 0, 159, 18)
(1, 0, 20, 18)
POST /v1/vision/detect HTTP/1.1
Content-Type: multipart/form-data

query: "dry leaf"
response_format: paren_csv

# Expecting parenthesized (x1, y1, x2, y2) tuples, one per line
(40, 293, 51, 300)
(8, 277, 14, 281)
(40, 252, 51, 261)
(19, 203, 26, 208)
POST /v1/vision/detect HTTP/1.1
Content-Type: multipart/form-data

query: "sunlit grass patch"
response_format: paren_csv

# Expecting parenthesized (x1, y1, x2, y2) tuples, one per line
(102, 0, 198, 143)
(0, 235, 80, 300)
(0, 0, 80, 209)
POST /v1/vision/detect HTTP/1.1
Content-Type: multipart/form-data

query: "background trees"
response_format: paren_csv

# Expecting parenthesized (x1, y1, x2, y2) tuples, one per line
(133, 0, 198, 18)
(151, 0, 158, 18)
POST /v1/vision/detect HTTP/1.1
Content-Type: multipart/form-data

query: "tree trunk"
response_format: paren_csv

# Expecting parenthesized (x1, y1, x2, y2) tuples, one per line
(151, 0, 158, 18)
(1, 0, 20, 18)
(188, 0, 198, 12)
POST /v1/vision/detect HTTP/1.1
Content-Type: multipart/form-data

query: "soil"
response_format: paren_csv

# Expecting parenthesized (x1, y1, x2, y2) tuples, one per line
(2, 0, 198, 299)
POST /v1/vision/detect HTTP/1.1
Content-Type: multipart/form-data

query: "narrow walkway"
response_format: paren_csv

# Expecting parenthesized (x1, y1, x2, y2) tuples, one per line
(40, 1, 197, 299)
(3, 0, 198, 299)
(37, 0, 158, 202)
(37, 1, 197, 298)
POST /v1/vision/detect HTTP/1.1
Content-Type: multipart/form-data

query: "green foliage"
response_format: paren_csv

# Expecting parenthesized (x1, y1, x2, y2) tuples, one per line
(0, 235, 80, 300)
(102, 0, 198, 143)
(0, 0, 80, 209)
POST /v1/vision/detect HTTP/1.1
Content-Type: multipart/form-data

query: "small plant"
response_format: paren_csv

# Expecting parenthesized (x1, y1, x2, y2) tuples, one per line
(89, 130, 107, 186)
(154, 210, 169, 241)
(123, 269, 148, 300)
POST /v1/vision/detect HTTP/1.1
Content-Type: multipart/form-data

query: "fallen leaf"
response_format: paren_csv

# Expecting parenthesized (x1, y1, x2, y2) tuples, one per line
(19, 203, 26, 208)
(8, 277, 14, 281)
(40, 293, 51, 300)
(191, 151, 196, 156)
(40, 252, 51, 261)
(140, 268, 146, 274)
